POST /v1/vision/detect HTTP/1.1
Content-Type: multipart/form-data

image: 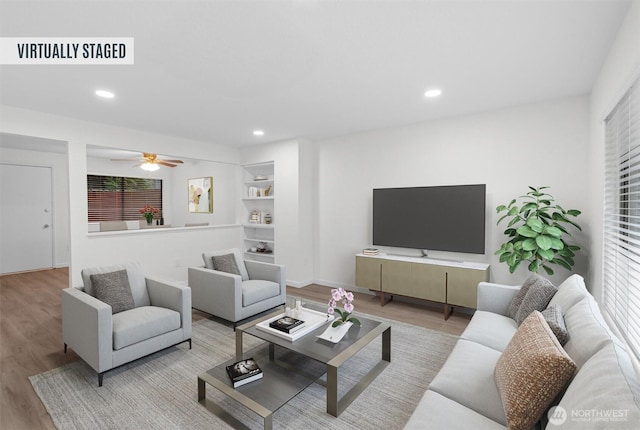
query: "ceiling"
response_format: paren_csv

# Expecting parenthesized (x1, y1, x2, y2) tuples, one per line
(0, 1, 631, 147)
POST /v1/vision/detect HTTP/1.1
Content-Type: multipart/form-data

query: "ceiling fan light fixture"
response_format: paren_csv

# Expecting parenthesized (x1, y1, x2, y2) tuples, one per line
(141, 162, 160, 172)
(111, 152, 183, 169)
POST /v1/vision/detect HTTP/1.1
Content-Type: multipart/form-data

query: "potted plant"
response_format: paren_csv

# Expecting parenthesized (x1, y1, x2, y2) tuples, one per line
(327, 288, 361, 327)
(139, 204, 159, 225)
(495, 186, 581, 275)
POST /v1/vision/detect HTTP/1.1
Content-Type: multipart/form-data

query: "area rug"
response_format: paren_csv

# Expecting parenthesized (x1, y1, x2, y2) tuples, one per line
(30, 312, 458, 430)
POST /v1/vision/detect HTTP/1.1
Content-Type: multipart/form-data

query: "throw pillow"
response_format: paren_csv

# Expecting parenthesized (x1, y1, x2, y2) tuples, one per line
(90, 269, 135, 314)
(506, 274, 539, 319)
(202, 249, 249, 281)
(494, 311, 577, 430)
(541, 304, 569, 345)
(211, 253, 241, 276)
(81, 262, 150, 307)
(514, 277, 557, 325)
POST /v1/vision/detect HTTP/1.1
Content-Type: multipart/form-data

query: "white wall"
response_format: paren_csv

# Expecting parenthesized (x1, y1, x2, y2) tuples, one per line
(588, 1, 640, 301)
(0, 145, 70, 268)
(240, 139, 316, 286)
(0, 105, 241, 286)
(314, 96, 590, 288)
(171, 159, 238, 227)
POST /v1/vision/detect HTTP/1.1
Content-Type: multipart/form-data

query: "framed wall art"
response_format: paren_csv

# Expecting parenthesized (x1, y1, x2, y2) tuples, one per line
(188, 177, 213, 213)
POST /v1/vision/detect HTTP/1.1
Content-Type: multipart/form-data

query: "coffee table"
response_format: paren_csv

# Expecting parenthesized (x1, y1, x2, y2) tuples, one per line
(197, 304, 391, 429)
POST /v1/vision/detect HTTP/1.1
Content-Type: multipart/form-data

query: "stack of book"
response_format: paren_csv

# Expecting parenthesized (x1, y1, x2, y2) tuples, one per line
(226, 358, 263, 388)
(363, 248, 379, 256)
(269, 316, 305, 333)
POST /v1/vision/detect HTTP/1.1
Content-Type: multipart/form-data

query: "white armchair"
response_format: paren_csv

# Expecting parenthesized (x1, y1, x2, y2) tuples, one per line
(188, 249, 286, 327)
(62, 262, 191, 386)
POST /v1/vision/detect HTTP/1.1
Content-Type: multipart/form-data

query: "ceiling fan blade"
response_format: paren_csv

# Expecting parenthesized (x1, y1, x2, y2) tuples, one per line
(111, 153, 182, 168)
(157, 160, 178, 167)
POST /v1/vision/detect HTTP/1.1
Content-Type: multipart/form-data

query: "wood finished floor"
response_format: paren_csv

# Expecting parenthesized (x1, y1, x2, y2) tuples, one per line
(0, 268, 470, 430)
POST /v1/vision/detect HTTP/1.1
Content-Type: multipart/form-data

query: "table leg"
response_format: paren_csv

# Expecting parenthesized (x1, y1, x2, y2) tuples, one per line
(326, 365, 339, 417)
(325, 326, 391, 417)
(197, 377, 205, 401)
(235, 328, 243, 360)
(382, 326, 391, 362)
(264, 413, 273, 430)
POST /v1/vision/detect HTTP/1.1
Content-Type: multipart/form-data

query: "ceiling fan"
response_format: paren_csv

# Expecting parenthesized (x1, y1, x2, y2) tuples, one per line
(111, 152, 184, 171)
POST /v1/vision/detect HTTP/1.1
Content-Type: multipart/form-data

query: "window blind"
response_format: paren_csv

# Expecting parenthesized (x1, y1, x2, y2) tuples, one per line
(603, 76, 640, 358)
(87, 175, 162, 222)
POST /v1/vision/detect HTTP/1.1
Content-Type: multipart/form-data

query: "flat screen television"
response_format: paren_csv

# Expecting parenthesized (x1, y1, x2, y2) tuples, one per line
(373, 184, 486, 254)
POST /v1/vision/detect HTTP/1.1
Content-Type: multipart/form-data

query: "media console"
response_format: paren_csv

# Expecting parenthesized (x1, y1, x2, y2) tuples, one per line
(355, 253, 490, 320)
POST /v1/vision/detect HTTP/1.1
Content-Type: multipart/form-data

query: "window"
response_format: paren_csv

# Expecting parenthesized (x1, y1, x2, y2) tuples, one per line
(87, 175, 163, 222)
(603, 76, 640, 358)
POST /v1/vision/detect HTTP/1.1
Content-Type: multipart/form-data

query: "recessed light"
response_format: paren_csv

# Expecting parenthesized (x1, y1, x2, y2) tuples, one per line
(424, 89, 442, 98)
(253, 130, 265, 136)
(95, 90, 115, 99)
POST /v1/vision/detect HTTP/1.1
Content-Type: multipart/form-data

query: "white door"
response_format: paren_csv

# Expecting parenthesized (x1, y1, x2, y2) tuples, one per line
(0, 164, 53, 274)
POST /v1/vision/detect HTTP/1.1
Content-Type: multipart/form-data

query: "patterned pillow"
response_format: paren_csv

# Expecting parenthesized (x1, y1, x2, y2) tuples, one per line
(211, 253, 241, 276)
(541, 304, 569, 345)
(494, 311, 576, 430)
(90, 269, 135, 314)
(202, 249, 249, 281)
(507, 275, 537, 319)
(514, 277, 557, 325)
(81, 262, 149, 306)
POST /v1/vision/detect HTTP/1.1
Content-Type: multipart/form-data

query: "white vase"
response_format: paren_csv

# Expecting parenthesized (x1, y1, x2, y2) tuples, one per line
(318, 321, 353, 343)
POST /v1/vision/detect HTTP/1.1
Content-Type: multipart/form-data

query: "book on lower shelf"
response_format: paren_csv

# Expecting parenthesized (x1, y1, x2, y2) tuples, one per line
(269, 316, 305, 333)
(226, 358, 263, 388)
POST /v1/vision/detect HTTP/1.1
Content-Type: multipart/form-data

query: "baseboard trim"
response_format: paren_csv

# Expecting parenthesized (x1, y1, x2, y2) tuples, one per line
(286, 279, 314, 288)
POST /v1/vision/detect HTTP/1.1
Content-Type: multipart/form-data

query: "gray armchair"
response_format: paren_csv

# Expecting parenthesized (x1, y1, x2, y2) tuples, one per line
(188, 249, 286, 327)
(62, 262, 191, 386)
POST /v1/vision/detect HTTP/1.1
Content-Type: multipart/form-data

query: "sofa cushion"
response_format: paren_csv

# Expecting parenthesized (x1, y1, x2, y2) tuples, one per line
(507, 274, 547, 319)
(562, 296, 615, 369)
(460, 310, 518, 352)
(242, 280, 280, 307)
(429, 339, 506, 425)
(494, 311, 576, 430)
(548, 274, 588, 312)
(90, 269, 135, 314)
(514, 279, 557, 325)
(81, 261, 150, 307)
(112, 306, 181, 350)
(405, 390, 507, 430)
(541, 304, 569, 345)
(554, 343, 640, 429)
(202, 248, 249, 281)
(211, 253, 241, 276)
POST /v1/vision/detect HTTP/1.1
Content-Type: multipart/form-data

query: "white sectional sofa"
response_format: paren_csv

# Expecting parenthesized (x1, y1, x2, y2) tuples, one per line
(405, 274, 640, 429)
